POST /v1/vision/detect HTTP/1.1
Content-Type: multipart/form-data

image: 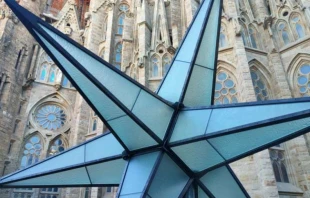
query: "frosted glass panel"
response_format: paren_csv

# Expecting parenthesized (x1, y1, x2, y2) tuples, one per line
(170, 109, 211, 142)
(176, 0, 212, 62)
(198, 187, 210, 198)
(158, 61, 190, 103)
(132, 91, 173, 139)
(195, 0, 221, 69)
(4, 167, 90, 186)
(1, 146, 85, 183)
(39, 25, 140, 110)
(183, 66, 214, 107)
(200, 166, 246, 198)
(171, 141, 224, 172)
(120, 152, 159, 196)
(148, 154, 189, 198)
(108, 116, 158, 150)
(85, 133, 124, 162)
(209, 117, 310, 160)
(87, 159, 126, 184)
(207, 102, 310, 134)
(34, 31, 125, 121)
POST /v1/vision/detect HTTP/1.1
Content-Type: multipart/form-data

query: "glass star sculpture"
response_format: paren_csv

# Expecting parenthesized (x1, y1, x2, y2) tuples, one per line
(2, 0, 310, 197)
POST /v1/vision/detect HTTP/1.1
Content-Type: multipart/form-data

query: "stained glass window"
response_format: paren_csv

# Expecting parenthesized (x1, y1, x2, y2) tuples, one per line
(291, 16, 305, 39)
(214, 71, 238, 104)
(102, 17, 108, 40)
(270, 149, 289, 183)
(241, 30, 247, 46)
(250, 68, 270, 101)
(48, 66, 56, 83)
(13, 188, 33, 198)
(38, 52, 55, 83)
(163, 55, 171, 76)
(92, 119, 97, 131)
(48, 138, 65, 157)
(61, 75, 69, 87)
(35, 104, 67, 131)
(20, 136, 42, 169)
(100, 48, 105, 60)
(297, 64, 310, 97)
(39, 188, 59, 198)
(249, 27, 258, 49)
(219, 26, 227, 48)
(114, 43, 122, 70)
(151, 56, 159, 77)
(278, 23, 290, 45)
(40, 65, 47, 81)
(117, 14, 125, 35)
(119, 4, 129, 12)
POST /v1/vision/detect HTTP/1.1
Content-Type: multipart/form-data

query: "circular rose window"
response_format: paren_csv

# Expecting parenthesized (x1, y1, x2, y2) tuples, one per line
(35, 104, 67, 130)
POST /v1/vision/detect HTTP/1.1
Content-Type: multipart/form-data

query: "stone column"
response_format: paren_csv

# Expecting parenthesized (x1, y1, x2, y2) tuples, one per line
(27, 44, 39, 79)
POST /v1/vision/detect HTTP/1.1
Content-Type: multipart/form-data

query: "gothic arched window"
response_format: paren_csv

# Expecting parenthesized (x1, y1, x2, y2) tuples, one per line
(114, 43, 122, 70)
(48, 66, 56, 83)
(250, 68, 270, 101)
(240, 26, 248, 47)
(48, 137, 65, 157)
(214, 71, 238, 104)
(20, 136, 42, 169)
(92, 119, 97, 131)
(102, 17, 108, 40)
(100, 48, 105, 60)
(38, 52, 54, 82)
(119, 4, 129, 12)
(219, 25, 228, 48)
(61, 75, 69, 87)
(163, 55, 171, 76)
(40, 65, 47, 81)
(151, 56, 160, 77)
(296, 63, 310, 97)
(270, 149, 289, 183)
(249, 27, 258, 49)
(291, 16, 305, 39)
(278, 23, 291, 45)
(117, 13, 125, 35)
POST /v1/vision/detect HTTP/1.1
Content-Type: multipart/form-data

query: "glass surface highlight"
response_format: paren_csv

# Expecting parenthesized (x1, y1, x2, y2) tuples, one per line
(200, 166, 246, 198)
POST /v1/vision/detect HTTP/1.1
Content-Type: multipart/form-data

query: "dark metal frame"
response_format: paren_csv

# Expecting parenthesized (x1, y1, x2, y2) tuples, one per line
(3, 0, 310, 197)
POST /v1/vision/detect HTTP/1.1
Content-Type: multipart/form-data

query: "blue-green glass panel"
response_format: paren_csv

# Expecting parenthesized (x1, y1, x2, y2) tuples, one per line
(39, 25, 141, 110)
(85, 133, 124, 162)
(132, 91, 173, 140)
(176, 0, 212, 62)
(171, 141, 224, 172)
(1, 145, 85, 183)
(183, 66, 214, 107)
(158, 61, 190, 103)
(3, 167, 90, 186)
(108, 116, 158, 150)
(119, 193, 142, 198)
(148, 154, 189, 198)
(120, 152, 159, 196)
(200, 166, 246, 198)
(34, 31, 125, 121)
(195, 0, 221, 69)
(207, 102, 310, 134)
(170, 109, 211, 143)
(208, 117, 310, 160)
(198, 187, 210, 198)
(87, 159, 126, 184)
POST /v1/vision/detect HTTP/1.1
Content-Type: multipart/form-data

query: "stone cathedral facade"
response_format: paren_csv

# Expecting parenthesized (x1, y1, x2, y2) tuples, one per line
(1, 0, 310, 197)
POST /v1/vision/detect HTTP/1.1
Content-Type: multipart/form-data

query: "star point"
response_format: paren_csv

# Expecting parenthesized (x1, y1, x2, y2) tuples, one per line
(2, 0, 310, 197)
